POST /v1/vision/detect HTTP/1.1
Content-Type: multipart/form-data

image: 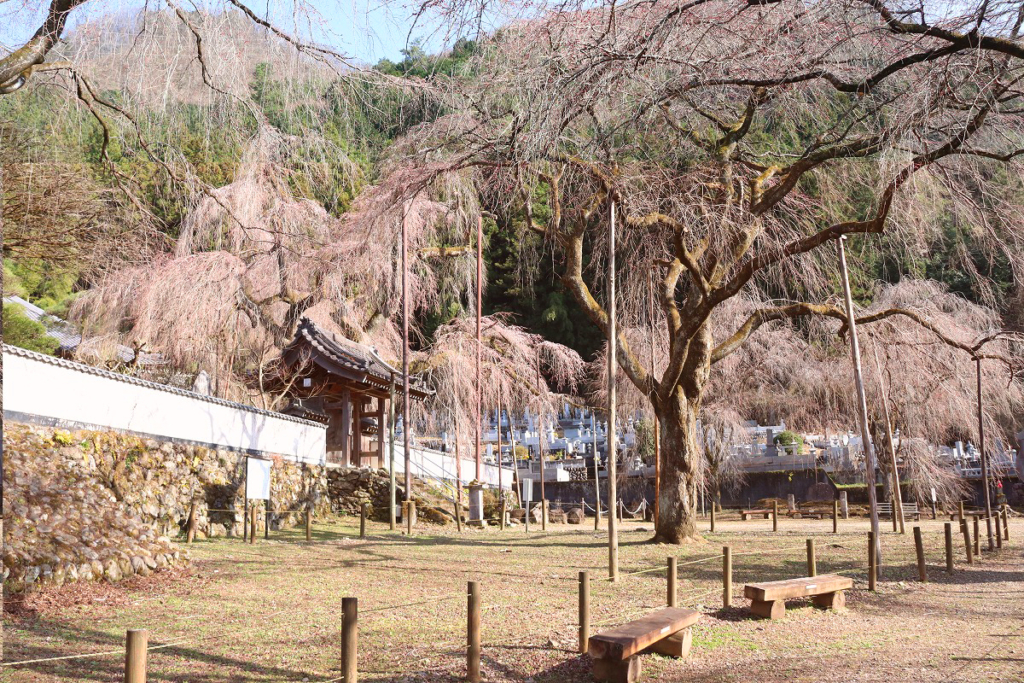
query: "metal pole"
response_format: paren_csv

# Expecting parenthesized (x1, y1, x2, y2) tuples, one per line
(607, 199, 620, 581)
(838, 236, 882, 568)
(976, 358, 995, 551)
(402, 205, 412, 507)
(389, 373, 397, 531)
(871, 342, 905, 534)
(476, 216, 484, 483)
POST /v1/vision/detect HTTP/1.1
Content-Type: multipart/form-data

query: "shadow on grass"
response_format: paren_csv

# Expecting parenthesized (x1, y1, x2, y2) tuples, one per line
(3, 618, 330, 682)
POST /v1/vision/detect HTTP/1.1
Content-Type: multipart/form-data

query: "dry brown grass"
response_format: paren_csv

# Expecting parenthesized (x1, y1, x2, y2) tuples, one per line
(4, 514, 1024, 682)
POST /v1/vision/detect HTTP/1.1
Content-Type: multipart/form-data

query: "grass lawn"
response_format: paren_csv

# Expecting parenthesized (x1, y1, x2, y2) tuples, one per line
(4, 514, 1023, 682)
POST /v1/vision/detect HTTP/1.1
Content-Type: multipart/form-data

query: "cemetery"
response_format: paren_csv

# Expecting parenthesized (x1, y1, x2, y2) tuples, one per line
(4, 0, 1024, 681)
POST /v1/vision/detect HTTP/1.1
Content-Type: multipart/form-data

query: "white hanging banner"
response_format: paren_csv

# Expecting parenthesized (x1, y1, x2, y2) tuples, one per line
(246, 457, 272, 500)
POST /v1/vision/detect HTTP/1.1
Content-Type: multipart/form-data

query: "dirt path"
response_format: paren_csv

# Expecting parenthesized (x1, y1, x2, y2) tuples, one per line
(4, 516, 1022, 682)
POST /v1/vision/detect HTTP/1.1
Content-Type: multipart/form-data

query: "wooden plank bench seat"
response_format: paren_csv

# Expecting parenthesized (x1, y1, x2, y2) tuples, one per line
(743, 574, 853, 620)
(878, 502, 921, 520)
(741, 509, 772, 520)
(588, 607, 700, 683)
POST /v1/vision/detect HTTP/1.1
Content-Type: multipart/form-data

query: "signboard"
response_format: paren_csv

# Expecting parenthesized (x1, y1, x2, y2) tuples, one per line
(521, 478, 533, 503)
(931, 487, 937, 504)
(246, 457, 271, 500)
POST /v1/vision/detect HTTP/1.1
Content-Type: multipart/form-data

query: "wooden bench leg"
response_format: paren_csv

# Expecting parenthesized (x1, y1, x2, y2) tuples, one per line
(763, 513, 770, 519)
(643, 627, 692, 658)
(593, 655, 642, 683)
(750, 599, 785, 619)
(741, 513, 748, 521)
(811, 590, 846, 611)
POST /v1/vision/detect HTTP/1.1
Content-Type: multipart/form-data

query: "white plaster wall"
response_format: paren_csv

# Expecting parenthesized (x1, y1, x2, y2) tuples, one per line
(3, 346, 326, 464)
(389, 444, 514, 490)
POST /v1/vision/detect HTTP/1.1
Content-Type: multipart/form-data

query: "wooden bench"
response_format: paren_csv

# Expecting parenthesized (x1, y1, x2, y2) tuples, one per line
(741, 509, 772, 520)
(588, 607, 700, 683)
(878, 502, 920, 520)
(743, 574, 853, 620)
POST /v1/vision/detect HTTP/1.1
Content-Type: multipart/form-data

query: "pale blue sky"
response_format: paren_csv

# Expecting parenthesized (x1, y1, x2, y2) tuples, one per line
(0, 0, 493, 65)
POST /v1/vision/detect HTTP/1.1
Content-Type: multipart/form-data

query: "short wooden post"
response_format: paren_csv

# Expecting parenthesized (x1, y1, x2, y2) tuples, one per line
(944, 522, 954, 573)
(264, 499, 269, 540)
(840, 491, 849, 519)
(868, 531, 876, 591)
(772, 501, 778, 532)
(913, 526, 927, 582)
(1002, 506, 1009, 541)
(186, 501, 197, 544)
(710, 504, 716, 533)
(249, 503, 257, 545)
(578, 571, 589, 654)
(360, 503, 367, 539)
(467, 581, 481, 683)
(405, 500, 416, 536)
(243, 503, 249, 542)
(667, 557, 677, 607)
(931, 498, 938, 520)
(305, 506, 312, 542)
(960, 519, 974, 565)
(806, 539, 816, 577)
(341, 597, 358, 683)
(995, 516, 1003, 549)
(958, 500, 965, 522)
(832, 500, 838, 533)
(125, 629, 148, 683)
(722, 545, 732, 609)
(973, 515, 980, 556)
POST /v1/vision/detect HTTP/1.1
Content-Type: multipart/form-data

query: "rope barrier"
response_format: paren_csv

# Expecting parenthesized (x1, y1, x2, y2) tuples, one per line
(621, 500, 647, 516)
(729, 544, 806, 558)
(360, 593, 464, 615)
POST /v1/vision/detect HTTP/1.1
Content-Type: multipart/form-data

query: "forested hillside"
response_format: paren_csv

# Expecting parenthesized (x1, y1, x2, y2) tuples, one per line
(5, 8, 1018, 370)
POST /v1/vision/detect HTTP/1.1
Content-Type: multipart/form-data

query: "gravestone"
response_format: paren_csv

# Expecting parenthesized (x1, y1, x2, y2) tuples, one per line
(840, 491, 849, 519)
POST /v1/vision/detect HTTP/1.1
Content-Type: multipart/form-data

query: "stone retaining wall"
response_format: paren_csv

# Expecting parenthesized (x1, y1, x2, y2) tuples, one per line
(2, 423, 330, 591)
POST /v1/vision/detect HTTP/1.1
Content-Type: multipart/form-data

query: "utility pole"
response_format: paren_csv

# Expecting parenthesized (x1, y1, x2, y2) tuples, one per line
(389, 373, 397, 530)
(402, 204, 412, 511)
(838, 236, 881, 568)
(976, 357, 995, 550)
(536, 352, 547, 531)
(871, 341, 905, 534)
(497, 391, 504, 500)
(592, 412, 601, 529)
(648, 269, 660, 531)
(475, 216, 483, 483)
(607, 199, 620, 581)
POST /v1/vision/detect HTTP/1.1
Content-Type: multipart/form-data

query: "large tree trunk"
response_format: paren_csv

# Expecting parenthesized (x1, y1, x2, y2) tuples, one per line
(654, 389, 701, 543)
